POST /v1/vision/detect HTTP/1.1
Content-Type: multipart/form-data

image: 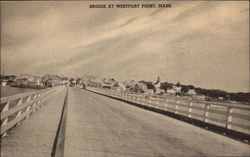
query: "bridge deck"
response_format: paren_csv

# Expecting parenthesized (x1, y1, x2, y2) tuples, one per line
(65, 88, 250, 157)
(1, 87, 67, 157)
(1, 87, 250, 156)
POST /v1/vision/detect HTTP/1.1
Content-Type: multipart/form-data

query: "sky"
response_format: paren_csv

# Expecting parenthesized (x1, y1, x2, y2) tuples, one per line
(1, 1, 249, 93)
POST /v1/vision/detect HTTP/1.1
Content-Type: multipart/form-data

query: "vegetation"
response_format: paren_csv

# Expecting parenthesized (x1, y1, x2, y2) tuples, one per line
(160, 81, 174, 91)
(158, 81, 249, 103)
(138, 80, 156, 91)
(10, 84, 45, 90)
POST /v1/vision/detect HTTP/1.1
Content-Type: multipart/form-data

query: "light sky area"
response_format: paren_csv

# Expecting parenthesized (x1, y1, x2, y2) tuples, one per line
(1, 1, 249, 92)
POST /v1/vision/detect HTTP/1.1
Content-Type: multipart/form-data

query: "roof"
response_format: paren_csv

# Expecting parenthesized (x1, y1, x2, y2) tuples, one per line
(62, 77, 69, 80)
(42, 74, 61, 80)
(32, 76, 41, 79)
(16, 74, 33, 80)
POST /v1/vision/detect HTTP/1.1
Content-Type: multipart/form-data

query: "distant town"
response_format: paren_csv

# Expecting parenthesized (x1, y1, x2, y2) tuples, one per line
(1, 74, 249, 104)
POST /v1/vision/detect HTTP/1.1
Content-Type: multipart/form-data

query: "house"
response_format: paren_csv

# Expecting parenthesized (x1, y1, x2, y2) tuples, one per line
(187, 89, 196, 96)
(128, 81, 156, 94)
(195, 95, 206, 100)
(167, 86, 181, 96)
(62, 77, 69, 85)
(144, 88, 154, 95)
(173, 85, 182, 92)
(17, 74, 34, 82)
(84, 75, 102, 87)
(218, 97, 224, 100)
(137, 82, 147, 90)
(128, 84, 145, 93)
(32, 76, 42, 86)
(154, 88, 165, 95)
(88, 82, 102, 87)
(42, 74, 62, 87)
(15, 78, 28, 87)
(128, 81, 147, 93)
(0, 75, 16, 82)
(112, 81, 127, 91)
(1, 80, 7, 86)
(166, 89, 176, 95)
(101, 78, 116, 89)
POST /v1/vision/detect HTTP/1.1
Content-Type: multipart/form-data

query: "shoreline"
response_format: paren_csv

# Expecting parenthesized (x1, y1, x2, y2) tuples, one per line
(1, 86, 35, 98)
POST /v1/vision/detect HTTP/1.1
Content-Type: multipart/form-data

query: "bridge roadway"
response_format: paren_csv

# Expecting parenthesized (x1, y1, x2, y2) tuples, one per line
(65, 88, 250, 156)
(1, 87, 250, 156)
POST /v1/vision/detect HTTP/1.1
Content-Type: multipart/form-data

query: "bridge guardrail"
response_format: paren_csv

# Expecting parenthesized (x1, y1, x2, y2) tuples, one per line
(0, 86, 63, 136)
(87, 87, 250, 136)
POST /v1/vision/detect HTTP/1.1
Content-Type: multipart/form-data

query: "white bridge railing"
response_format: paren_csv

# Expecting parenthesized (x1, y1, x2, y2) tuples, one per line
(87, 87, 250, 136)
(0, 86, 62, 136)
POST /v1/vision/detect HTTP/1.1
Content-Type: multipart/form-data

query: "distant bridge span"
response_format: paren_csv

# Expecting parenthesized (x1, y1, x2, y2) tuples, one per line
(1, 87, 250, 157)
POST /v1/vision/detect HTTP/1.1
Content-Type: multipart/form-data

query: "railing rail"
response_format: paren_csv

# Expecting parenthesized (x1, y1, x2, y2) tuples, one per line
(0, 86, 62, 136)
(87, 87, 250, 136)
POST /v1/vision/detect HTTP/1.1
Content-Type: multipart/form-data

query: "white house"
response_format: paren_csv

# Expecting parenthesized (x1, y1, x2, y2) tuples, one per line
(144, 88, 154, 95)
(167, 89, 176, 95)
(167, 86, 181, 96)
(187, 89, 196, 96)
(1, 81, 7, 86)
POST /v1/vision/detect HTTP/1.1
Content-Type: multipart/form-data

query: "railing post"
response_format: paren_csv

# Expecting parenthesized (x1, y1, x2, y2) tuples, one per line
(156, 97, 159, 104)
(203, 104, 210, 123)
(1, 102, 10, 137)
(142, 96, 145, 105)
(15, 98, 23, 126)
(122, 92, 124, 98)
(174, 99, 179, 114)
(187, 102, 193, 118)
(32, 102, 37, 113)
(132, 95, 135, 102)
(37, 98, 43, 110)
(26, 95, 31, 102)
(25, 95, 35, 120)
(155, 96, 159, 109)
(164, 98, 168, 111)
(148, 98, 152, 107)
(226, 107, 233, 129)
(31, 94, 38, 112)
(24, 106, 31, 120)
(136, 96, 140, 103)
(33, 93, 38, 99)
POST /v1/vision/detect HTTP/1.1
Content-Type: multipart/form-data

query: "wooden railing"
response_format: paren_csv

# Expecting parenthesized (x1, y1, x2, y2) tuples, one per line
(0, 86, 62, 136)
(87, 87, 250, 136)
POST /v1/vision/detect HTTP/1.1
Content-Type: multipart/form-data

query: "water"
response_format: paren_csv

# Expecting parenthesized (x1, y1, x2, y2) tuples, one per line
(1, 86, 35, 97)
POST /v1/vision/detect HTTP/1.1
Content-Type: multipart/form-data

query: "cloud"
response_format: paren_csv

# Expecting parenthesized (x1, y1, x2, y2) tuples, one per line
(150, 9, 164, 16)
(1, 1, 249, 92)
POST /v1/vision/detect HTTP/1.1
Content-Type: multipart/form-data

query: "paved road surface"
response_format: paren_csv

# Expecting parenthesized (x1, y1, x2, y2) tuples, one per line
(1, 87, 67, 157)
(65, 88, 250, 157)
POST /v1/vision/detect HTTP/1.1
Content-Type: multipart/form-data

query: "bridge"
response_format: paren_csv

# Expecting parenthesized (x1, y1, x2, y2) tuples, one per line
(1, 86, 250, 156)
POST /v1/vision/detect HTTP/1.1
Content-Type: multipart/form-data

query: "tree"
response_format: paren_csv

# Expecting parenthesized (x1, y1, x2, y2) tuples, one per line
(181, 86, 189, 93)
(76, 77, 81, 84)
(69, 78, 74, 83)
(181, 85, 195, 93)
(160, 82, 173, 91)
(176, 81, 181, 87)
